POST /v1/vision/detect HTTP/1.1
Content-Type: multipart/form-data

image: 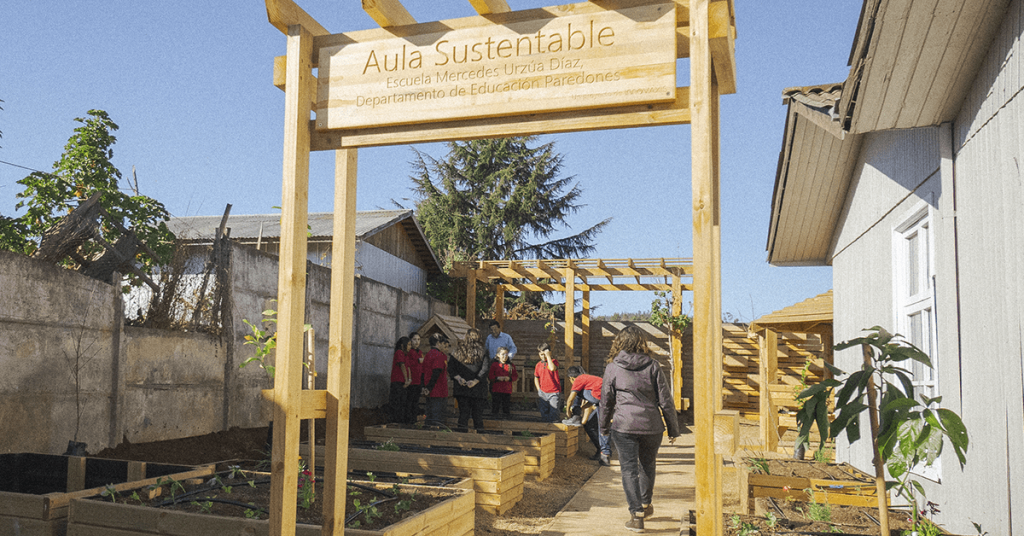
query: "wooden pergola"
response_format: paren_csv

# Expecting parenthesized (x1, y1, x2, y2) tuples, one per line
(452, 257, 693, 410)
(748, 290, 833, 452)
(263, 0, 736, 534)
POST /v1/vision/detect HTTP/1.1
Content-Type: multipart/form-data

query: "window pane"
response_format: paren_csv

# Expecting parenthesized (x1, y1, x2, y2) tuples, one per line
(907, 231, 920, 297)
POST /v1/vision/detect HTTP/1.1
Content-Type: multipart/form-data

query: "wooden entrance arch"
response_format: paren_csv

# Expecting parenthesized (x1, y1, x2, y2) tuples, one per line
(263, 0, 736, 534)
(453, 257, 693, 410)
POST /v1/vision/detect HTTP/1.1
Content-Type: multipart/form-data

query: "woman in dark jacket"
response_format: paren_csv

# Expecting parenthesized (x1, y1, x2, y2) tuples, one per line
(448, 328, 490, 430)
(600, 325, 680, 533)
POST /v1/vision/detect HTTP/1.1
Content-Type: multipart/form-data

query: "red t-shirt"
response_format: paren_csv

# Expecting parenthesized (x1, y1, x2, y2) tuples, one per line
(488, 361, 519, 394)
(406, 349, 423, 386)
(390, 349, 408, 383)
(423, 348, 449, 398)
(570, 374, 602, 401)
(534, 359, 561, 393)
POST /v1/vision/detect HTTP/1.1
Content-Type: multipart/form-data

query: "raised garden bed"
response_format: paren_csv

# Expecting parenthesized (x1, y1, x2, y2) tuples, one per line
(481, 416, 580, 458)
(739, 457, 885, 515)
(692, 504, 929, 536)
(341, 441, 525, 516)
(364, 424, 555, 481)
(67, 468, 474, 536)
(0, 453, 213, 536)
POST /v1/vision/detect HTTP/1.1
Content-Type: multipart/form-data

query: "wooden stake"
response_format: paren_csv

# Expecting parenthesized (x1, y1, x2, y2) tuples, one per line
(305, 328, 315, 477)
(270, 22, 313, 536)
(864, 344, 890, 536)
(691, 0, 724, 533)
(322, 148, 358, 535)
(466, 270, 477, 330)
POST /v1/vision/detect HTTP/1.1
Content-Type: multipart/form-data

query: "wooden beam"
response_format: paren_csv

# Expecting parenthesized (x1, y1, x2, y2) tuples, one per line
(672, 273, 683, 411)
(466, 270, 477, 330)
(581, 291, 591, 371)
(564, 266, 576, 370)
(691, 0, 723, 534)
(362, 0, 416, 27)
(468, 0, 510, 14)
(311, 88, 691, 150)
(758, 329, 779, 452)
(265, 0, 329, 36)
(709, 0, 737, 95)
(322, 147, 359, 535)
(713, 410, 739, 455)
(270, 23, 313, 536)
(495, 284, 505, 326)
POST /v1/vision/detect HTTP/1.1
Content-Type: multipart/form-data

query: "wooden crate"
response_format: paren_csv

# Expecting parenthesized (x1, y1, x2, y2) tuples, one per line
(480, 419, 579, 458)
(345, 443, 525, 516)
(0, 453, 213, 536)
(365, 424, 555, 481)
(739, 458, 886, 514)
(67, 483, 474, 536)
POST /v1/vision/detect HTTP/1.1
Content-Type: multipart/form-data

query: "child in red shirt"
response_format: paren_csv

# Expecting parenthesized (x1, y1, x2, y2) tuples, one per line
(421, 332, 451, 426)
(488, 347, 518, 416)
(388, 336, 411, 423)
(533, 343, 562, 423)
(404, 332, 424, 424)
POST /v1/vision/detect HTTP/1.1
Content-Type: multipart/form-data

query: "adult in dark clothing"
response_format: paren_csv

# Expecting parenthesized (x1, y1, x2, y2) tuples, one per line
(449, 328, 490, 430)
(421, 333, 451, 426)
(600, 325, 681, 533)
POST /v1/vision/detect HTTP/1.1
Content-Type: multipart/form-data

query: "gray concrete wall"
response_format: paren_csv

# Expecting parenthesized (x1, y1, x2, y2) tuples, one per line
(0, 241, 450, 455)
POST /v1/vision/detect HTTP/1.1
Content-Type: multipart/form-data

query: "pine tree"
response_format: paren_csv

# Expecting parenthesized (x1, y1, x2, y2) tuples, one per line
(411, 136, 610, 265)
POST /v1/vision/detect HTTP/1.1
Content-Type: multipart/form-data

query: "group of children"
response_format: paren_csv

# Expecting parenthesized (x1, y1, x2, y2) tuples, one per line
(387, 321, 520, 428)
(387, 321, 612, 465)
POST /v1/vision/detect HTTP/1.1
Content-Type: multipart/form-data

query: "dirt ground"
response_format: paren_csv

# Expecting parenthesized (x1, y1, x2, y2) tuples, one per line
(94, 417, 601, 535)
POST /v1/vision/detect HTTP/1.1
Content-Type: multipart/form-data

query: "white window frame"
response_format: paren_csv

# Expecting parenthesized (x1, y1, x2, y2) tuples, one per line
(891, 200, 940, 482)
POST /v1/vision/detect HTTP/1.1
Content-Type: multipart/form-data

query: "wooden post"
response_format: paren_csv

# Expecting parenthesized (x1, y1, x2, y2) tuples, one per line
(66, 457, 86, 492)
(672, 273, 683, 411)
(864, 344, 890, 536)
(466, 269, 477, 330)
(305, 328, 315, 475)
(581, 290, 591, 371)
(691, 0, 724, 534)
(758, 329, 779, 451)
(270, 22, 313, 536)
(495, 284, 505, 325)
(563, 265, 576, 370)
(322, 148, 358, 535)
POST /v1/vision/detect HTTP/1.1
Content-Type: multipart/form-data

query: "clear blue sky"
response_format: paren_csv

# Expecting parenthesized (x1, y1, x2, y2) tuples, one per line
(0, 1, 862, 322)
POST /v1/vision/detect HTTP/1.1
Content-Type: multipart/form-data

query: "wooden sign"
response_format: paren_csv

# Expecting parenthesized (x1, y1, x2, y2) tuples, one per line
(316, 2, 676, 130)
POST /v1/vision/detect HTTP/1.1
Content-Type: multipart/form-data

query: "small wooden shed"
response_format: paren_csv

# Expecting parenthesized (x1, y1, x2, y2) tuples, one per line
(748, 290, 833, 452)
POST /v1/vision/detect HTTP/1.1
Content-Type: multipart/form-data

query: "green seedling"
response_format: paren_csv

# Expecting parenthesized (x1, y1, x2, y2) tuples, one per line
(100, 484, 118, 503)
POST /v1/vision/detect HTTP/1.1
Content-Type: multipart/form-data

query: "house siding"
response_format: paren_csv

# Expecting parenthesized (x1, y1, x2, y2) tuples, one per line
(943, 0, 1024, 530)
(830, 0, 1024, 532)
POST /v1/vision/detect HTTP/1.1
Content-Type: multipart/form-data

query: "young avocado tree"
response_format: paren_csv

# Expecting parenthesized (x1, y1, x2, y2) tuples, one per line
(796, 326, 969, 535)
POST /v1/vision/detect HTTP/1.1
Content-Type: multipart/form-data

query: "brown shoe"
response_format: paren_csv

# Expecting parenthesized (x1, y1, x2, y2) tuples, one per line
(625, 512, 644, 532)
(643, 504, 654, 518)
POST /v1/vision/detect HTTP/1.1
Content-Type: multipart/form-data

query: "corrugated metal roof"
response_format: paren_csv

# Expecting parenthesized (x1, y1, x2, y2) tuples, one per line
(167, 210, 412, 241)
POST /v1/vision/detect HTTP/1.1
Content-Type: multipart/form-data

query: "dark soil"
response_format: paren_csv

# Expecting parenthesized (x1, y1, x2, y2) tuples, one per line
(748, 458, 874, 482)
(89, 469, 455, 531)
(91, 412, 600, 535)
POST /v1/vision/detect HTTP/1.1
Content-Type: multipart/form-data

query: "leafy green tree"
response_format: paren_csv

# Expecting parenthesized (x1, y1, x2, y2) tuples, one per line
(0, 110, 174, 285)
(411, 136, 610, 262)
(409, 136, 609, 314)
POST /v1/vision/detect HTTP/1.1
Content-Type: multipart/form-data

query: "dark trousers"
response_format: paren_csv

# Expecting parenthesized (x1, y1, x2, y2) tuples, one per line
(610, 430, 663, 514)
(456, 396, 486, 429)
(388, 382, 407, 423)
(491, 392, 512, 415)
(425, 397, 447, 426)
(404, 385, 421, 423)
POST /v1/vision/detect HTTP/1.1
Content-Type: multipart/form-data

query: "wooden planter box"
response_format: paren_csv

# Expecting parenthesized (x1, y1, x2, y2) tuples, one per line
(345, 442, 524, 516)
(66, 483, 474, 536)
(364, 424, 555, 482)
(481, 418, 579, 458)
(0, 453, 213, 536)
(739, 458, 885, 515)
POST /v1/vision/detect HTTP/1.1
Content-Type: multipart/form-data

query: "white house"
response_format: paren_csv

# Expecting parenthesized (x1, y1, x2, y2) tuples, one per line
(767, 0, 1022, 533)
